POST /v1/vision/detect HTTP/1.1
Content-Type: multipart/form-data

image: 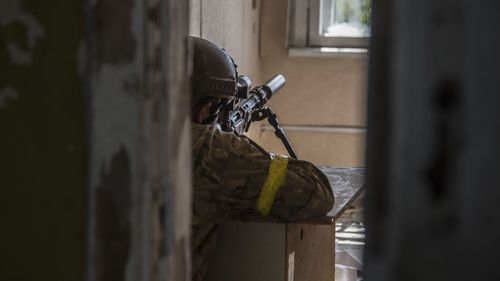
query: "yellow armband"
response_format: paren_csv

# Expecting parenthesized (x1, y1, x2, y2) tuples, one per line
(256, 155, 289, 216)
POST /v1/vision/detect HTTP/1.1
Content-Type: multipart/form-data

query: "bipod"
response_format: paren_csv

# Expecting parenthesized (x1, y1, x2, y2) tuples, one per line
(252, 107, 298, 159)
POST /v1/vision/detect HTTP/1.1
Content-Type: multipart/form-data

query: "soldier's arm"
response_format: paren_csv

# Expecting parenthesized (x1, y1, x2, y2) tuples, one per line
(205, 125, 334, 221)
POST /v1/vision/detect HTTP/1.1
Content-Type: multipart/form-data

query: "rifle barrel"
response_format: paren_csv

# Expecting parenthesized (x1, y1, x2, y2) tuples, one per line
(263, 74, 286, 98)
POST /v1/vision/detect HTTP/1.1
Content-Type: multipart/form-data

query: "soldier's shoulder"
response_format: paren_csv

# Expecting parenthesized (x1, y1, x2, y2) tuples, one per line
(287, 159, 332, 188)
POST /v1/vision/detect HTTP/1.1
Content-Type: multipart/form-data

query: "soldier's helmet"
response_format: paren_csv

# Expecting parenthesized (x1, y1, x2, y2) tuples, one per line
(190, 36, 238, 106)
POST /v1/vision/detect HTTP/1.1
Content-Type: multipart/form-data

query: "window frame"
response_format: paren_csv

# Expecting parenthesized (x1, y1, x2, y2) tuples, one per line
(288, 0, 370, 49)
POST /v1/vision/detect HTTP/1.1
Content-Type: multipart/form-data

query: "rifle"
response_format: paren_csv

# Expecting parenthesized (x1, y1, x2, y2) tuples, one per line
(220, 74, 298, 159)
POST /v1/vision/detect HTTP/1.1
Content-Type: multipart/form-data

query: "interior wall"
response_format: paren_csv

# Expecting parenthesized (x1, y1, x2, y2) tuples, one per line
(257, 0, 368, 167)
(189, 0, 261, 82)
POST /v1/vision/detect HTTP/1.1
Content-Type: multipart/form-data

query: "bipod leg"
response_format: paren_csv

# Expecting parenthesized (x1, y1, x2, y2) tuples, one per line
(253, 107, 298, 159)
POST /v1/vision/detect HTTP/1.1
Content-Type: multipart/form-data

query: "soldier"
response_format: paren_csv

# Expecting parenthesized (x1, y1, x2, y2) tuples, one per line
(190, 36, 334, 281)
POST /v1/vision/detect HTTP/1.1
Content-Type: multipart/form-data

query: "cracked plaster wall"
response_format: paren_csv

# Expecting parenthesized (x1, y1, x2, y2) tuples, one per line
(0, 0, 191, 280)
(86, 0, 191, 281)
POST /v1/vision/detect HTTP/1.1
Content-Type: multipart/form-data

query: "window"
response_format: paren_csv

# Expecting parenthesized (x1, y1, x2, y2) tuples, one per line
(288, 0, 371, 50)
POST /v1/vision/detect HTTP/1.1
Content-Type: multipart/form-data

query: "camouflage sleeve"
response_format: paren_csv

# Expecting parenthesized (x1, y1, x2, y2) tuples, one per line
(193, 124, 334, 222)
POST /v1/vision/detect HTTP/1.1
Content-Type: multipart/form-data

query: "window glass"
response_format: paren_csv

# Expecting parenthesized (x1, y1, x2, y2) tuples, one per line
(319, 0, 371, 38)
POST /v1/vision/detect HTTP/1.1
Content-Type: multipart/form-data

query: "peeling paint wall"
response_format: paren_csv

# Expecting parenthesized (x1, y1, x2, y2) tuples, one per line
(0, 0, 45, 66)
(85, 0, 191, 280)
(94, 147, 132, 281)
(1, 0, 191, 280)
(85, 0, 143, 279)
(0, 0, 85, 280)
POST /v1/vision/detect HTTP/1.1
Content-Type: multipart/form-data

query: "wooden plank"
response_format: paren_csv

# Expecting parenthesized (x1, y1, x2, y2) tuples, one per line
(204, 222, 286, 281)
(286, 223, 336, 281)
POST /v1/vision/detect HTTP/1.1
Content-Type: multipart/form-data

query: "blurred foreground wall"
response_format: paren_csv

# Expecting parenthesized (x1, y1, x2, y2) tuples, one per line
(0, 0, 191, 280)
(365, 1, 500, 280)
(0, 1, 85, 280)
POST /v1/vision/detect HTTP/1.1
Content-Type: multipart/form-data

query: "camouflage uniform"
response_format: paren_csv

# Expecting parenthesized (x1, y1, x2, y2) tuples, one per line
(191, 122, 334, 280)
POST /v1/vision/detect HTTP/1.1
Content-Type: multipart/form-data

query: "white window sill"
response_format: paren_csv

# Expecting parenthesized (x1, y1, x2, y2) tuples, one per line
(288, 47, 369, 59)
